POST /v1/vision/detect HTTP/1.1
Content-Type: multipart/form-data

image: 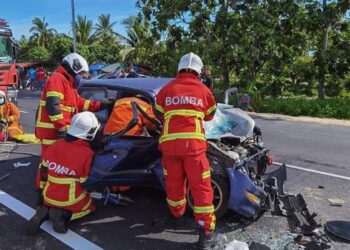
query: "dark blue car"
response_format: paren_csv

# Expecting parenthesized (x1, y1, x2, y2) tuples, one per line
(78, 78, 286, 219)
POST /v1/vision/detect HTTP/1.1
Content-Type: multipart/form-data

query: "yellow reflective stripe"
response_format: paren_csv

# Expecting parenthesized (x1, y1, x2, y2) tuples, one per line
(115, 101, 131, 106)
(164, 109, 204, 119)
(49, 113, 63, 121)
(205, 104, 217, 115)
(155, 104, 164, 113)
(61, 104, 75, 112)
(80, 176, 88, 183)
(195, 118, 201, 134)
(42, 139, 56, 145)
(71, 207, 92, 220)
(44, 177, 88, 207)
(163, 168, 167, 176)
(36, 121, 55, 128)
(163, 118, 170, 135)
(160, 133, 206, 143)
(166, 198, 186, 207)
(194, 205, 214, 214)
(39, 181, 46, 189)
(210, 214, 216, 230)
(48, 175, 80, 184)
(41, 160, 48, 167)
(36, 104, 55, 129)
(202, 170, 211, 179)
(83, 100, 91, 111)
(39, 100, 46, 106)
(7, 116, 15, 122)
(47, 91, 64, 99)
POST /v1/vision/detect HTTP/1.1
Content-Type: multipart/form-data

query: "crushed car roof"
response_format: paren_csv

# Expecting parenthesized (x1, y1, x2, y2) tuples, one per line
(80, 78, 174, 96)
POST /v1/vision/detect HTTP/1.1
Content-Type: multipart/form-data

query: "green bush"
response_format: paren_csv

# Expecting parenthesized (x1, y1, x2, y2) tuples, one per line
(257, 97, 350, 120)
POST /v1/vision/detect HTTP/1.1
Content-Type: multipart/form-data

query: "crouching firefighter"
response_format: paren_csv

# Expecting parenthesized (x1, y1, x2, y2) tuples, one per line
(26, 111, 101, 235)
(155, 52, 221, 249)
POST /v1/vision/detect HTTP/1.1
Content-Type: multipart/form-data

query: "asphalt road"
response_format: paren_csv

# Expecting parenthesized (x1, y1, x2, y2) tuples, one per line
(0, 90, 349, 250)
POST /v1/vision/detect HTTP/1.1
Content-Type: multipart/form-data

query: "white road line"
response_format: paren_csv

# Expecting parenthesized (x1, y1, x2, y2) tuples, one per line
(0, 190, 103, 250)
(20, 111, 28, 114)
(274, 161, 350, 181)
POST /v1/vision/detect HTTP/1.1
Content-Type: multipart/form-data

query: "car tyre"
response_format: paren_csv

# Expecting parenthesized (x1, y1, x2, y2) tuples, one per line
(186, 174, 229, 219)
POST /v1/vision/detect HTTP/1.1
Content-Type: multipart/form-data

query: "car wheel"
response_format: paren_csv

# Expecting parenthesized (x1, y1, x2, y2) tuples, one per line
(186, 174, 230, 219)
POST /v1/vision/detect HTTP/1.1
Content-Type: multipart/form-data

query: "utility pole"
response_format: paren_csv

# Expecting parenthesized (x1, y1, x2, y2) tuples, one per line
(71, 0, 77, 53)
(318, 0, 328, 99)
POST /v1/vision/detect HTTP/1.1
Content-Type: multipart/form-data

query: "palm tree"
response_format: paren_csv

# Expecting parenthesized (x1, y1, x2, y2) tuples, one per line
(75, 15, 94, 45)
(29, 17, 57, 48)
(95, 14, 118, 41)
(122, 16, 151, 47)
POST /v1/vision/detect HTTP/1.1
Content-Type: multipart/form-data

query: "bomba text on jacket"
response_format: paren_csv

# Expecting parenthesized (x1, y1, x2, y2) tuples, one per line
(47, 161, 77, 176)
(165, 96, 203, 107)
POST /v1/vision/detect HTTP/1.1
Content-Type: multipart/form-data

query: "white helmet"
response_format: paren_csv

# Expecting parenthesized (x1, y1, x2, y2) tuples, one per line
(177, 52, 203, 75)
(67, 111, 100, 141)
(63, 53, 89, 74)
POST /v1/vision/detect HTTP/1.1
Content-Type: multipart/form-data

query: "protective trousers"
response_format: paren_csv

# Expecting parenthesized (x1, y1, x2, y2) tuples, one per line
(162, 153, 216, 233)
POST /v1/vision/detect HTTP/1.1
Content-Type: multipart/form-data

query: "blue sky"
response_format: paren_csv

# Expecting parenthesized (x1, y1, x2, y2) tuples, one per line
(2, 0, 138, 39)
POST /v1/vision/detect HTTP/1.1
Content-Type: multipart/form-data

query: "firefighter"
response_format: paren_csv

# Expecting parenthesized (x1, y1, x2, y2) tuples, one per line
(155, 52, 221, 249)
(104, 95, 159, 136)
(35, 53, 114, 201)
(26, 111, 101, 235)
(0, 90, 24, 141)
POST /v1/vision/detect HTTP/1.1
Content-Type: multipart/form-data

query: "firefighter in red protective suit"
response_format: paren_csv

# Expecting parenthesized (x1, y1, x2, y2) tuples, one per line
(26, 111, 101, 235)
(155, 52, 221, 249)
(35, 53, 114, 196)
(0, 90, 24, 141)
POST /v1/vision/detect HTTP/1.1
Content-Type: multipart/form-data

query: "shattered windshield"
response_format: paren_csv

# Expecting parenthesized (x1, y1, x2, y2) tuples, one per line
(0, 36, 12, 63)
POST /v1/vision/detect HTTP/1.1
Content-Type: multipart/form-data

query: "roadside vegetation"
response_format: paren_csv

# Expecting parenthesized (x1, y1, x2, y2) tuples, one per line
(18, 1, 350, 119)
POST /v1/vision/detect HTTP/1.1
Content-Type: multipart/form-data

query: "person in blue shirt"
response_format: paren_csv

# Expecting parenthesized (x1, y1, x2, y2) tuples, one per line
(28, 68, 37, 91)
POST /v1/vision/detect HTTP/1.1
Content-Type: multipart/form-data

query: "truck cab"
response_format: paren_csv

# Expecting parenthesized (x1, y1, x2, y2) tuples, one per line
(0, 19, 18, 103)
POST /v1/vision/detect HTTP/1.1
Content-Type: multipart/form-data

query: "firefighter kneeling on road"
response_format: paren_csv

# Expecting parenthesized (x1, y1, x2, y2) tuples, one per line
(155, 52, 221, 249)
(0, 90, 24, 141)
(26, 111, 101, 235)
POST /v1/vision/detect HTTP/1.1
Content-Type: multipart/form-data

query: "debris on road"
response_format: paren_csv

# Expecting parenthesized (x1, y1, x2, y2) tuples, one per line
(327, 198, 345, 207)
(225, 239, 249, 250)
(81, 216, 124, 225)
(0, 173, 10, 181)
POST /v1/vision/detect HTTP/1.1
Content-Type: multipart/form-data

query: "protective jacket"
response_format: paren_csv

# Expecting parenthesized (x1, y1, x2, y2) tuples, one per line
(156, 72, 217, 234)
(42, 138, 95, 220)
(104, 97, 157, 136)
(155, 72, 217, 156)
(35, 65, 100, 146)
(0, 101, 24, 139)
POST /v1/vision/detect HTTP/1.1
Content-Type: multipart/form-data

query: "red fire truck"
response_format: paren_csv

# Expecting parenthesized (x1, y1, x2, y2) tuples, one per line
(0, 19, 19, 103)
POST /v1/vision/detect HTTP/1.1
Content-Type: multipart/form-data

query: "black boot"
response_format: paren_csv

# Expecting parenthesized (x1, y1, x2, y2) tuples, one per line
(49, 208, 71, 234)
(25, 205, 49, 235)
(198, 228, 222, 250)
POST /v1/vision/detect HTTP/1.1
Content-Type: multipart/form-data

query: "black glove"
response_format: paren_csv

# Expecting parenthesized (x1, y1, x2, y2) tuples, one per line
(57, 129, 67, 138)
(100, 98, 115, 110)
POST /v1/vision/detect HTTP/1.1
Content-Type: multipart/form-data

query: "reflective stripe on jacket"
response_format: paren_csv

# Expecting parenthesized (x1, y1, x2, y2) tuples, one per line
(155, 72, 216, 156)
(42, 138, 95, 216)
(35, 66, 100, 141)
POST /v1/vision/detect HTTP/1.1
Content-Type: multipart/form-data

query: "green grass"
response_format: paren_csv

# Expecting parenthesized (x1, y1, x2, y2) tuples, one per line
(256, 97, 350, 120)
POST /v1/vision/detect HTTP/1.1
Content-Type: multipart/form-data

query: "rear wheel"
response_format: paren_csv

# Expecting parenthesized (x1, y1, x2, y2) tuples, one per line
(186, 174, 229, 219)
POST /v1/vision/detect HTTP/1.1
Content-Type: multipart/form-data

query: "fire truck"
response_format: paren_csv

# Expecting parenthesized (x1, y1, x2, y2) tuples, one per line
(0, 19, 19, 103)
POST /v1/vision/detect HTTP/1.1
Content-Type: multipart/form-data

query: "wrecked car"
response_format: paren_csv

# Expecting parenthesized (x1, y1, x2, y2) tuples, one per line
(78, 78, 287, 219)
